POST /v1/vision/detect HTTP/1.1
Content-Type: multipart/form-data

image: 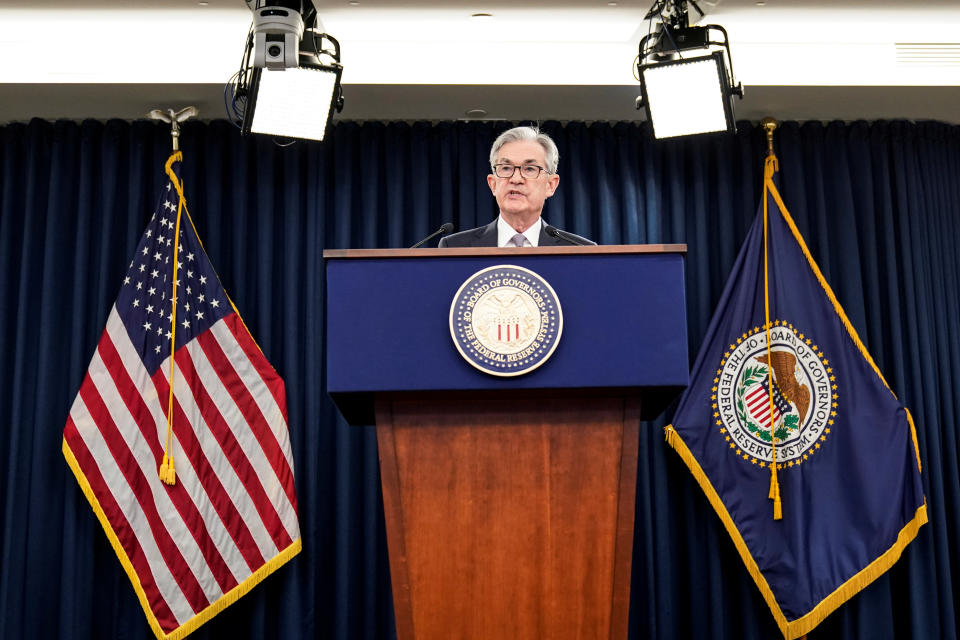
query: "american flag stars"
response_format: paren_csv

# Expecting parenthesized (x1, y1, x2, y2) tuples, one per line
(115, 181, 228, 375)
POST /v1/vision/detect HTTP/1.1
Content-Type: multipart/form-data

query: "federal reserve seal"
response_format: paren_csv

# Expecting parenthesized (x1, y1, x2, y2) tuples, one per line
(715, 321, 838, 469)
(450, 265, 562, 377)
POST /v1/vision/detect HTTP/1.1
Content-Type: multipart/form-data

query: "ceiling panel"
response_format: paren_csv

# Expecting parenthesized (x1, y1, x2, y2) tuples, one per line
(1, 1, 957, 125)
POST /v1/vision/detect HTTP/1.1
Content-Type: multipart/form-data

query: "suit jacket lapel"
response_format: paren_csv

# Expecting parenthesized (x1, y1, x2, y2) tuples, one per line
(477, 219, 499, 247)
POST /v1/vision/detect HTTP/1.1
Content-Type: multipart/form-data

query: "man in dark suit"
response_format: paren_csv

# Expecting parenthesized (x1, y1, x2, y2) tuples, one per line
(439, 126, 595, 247)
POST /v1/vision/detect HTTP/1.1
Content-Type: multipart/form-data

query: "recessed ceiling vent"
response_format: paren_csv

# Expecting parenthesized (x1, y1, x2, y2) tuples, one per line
(895, 43, 960, 67)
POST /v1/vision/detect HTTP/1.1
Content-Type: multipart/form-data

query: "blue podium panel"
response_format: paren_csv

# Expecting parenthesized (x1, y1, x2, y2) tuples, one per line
(324, 246, 689, 424)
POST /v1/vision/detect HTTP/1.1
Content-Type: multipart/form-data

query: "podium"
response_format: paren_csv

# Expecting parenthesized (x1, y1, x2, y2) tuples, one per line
(324, 245, 688, 639)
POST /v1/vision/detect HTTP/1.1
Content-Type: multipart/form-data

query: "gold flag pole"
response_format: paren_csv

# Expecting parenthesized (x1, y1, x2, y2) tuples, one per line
(146, 106, 198, 485)
(762, 116, 778, 157)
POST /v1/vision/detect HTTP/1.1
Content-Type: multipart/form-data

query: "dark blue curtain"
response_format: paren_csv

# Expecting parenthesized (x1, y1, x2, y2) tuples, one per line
(1, 117, 957, 640)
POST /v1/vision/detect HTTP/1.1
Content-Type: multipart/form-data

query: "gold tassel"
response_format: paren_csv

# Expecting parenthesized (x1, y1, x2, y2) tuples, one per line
(761, 138, 784, 522)
(772, 480, 782, 520)
(159, 454, 177, 485)
(159, 455, 177, 485)
(159, 150, 186, 491)
(769, 460, 783, 519)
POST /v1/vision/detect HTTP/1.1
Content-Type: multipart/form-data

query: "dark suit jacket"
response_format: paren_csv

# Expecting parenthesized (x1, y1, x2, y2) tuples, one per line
(438, 219, 595, 247)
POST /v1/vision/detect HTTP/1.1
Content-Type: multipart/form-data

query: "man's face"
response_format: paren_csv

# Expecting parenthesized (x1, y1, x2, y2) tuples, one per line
(487, 140, 559, 221)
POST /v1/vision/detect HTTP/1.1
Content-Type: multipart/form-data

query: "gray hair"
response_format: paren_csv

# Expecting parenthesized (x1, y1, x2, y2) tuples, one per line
(489, 126, 559, 175)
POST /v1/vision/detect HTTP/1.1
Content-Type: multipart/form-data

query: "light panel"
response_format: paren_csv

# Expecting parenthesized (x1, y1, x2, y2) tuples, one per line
(640, 53, 734, 139)
(2, 7, 960, 87)
(247, 65, 340, 142)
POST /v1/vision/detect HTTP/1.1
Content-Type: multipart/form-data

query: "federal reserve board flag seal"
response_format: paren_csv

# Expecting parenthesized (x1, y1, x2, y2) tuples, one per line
(450, 265, 562, 377)
(716, 321, 837, 468)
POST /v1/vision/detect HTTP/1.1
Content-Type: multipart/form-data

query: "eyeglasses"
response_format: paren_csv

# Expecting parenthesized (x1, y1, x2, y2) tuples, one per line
(492, 164, 550, 179)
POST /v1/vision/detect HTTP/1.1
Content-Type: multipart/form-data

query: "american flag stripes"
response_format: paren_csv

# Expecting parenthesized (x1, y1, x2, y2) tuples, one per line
(745, 375, 792, 431)
(62, 152, 300, 640)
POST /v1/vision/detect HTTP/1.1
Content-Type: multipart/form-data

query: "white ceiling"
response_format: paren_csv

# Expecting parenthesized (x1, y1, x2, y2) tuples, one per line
(0, 0, 958, 124)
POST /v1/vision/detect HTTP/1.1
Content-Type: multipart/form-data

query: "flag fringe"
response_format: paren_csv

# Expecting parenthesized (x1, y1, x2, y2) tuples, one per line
(765, 180, 896, 397)
(768, 175, 923, 473)
(906, 408, 923, 473)
(161, 151, 278, 379)
(63, 437, 302, 640)
(662, 425, 786, 630)
(161, 537, 302, 640)
(63, 437, 168, 637)
(663, 425, 929, 639)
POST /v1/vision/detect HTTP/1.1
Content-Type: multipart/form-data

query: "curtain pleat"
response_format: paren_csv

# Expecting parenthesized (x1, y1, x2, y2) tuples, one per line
(0, 117, 957, 640)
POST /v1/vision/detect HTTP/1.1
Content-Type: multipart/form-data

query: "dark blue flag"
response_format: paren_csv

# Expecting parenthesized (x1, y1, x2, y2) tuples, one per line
(665, 157, 927, 639)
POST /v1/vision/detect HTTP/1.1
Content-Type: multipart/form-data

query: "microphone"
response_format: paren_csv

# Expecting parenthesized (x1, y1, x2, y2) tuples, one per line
(544, 224, 591, 246)
(411, 222, 454, 248)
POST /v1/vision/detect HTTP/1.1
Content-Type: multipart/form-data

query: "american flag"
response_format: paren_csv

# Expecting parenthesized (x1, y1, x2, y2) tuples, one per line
(62, 153, 300, 640)
(746, 374, 792, 431)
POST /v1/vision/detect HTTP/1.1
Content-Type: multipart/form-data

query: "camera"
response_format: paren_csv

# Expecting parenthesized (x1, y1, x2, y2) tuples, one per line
(251, 4, 305, 70)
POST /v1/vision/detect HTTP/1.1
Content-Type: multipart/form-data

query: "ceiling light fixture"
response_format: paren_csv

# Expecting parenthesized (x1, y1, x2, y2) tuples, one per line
(226, 1, 345, 143)
(635, 0, 743, 139)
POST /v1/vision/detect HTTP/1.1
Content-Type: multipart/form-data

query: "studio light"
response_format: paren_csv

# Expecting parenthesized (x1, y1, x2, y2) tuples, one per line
(635, 0, 743, 139)
(227, 1, 345, 143)
(241, 40, 343, 142)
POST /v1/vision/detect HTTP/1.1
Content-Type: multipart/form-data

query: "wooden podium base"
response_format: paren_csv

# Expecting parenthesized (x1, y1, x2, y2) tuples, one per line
(376, 392, 640, 640)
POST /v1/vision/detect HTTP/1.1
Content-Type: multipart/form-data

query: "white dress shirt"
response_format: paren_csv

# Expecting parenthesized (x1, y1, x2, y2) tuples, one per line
(497, 215, 541, 247)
